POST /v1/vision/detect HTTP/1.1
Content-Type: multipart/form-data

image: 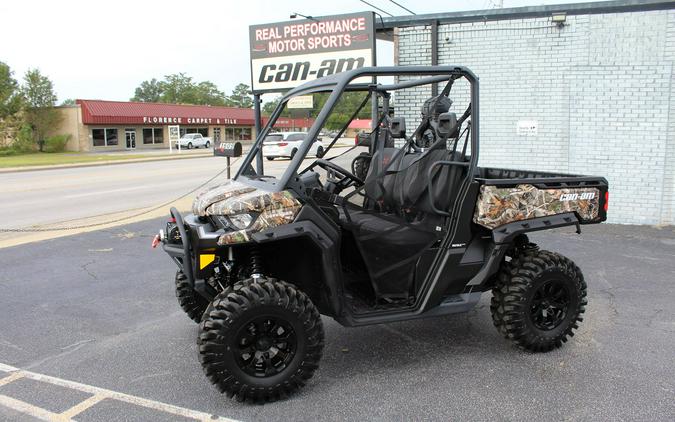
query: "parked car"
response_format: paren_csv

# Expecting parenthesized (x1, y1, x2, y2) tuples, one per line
(262, 132, 323, 160)
(176, 133, 211, 149)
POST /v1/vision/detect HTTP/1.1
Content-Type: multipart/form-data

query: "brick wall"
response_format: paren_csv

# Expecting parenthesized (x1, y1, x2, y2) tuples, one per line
(396, 9, 675, 225)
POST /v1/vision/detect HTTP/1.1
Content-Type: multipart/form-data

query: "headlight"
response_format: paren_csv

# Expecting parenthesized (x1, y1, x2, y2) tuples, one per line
(227, 213, 255, 230)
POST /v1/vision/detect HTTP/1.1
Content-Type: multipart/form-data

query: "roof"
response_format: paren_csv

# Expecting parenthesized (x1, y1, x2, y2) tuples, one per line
(348, 119, 372, 129)
(76, 99, 256, 126)
(377, 0, 675, 29)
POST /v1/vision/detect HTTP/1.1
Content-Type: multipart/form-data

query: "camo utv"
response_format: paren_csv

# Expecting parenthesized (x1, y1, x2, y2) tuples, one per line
(155, 66, 608, 403)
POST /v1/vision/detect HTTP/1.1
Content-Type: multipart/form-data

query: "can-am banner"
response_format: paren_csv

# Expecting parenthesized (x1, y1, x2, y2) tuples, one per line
(249, 12, 375, 93)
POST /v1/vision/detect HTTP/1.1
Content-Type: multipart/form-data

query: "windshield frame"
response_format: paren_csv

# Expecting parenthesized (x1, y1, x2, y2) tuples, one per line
(234, 65, 479, 192)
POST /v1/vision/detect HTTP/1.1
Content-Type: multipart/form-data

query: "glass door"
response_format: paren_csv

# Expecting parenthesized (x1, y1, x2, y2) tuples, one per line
(125, 129, 136, 149)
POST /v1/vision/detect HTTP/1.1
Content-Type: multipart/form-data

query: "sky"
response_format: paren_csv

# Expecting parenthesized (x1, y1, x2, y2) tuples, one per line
(0, 0, 604, 103)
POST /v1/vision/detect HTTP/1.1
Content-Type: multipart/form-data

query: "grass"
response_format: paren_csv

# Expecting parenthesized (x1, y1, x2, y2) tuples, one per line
(0, 152, 172, 168)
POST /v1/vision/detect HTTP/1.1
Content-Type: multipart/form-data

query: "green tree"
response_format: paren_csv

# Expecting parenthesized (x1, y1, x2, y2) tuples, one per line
(131, 78, 162, 102)
(60, 98, 76, 106)
(22, 68, 61, 151)
(130, 73, 228, 106)
(0, 61, 23, 119)
(225, 83, 253, 108)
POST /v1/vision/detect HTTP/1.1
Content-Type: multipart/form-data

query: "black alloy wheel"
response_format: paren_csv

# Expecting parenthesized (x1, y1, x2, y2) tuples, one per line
(529, 278, 570, 330)
(234, 315, 297, 378)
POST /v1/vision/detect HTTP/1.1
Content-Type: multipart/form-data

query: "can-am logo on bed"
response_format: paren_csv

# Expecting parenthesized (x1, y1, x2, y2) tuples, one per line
(249, 12, 376, 93)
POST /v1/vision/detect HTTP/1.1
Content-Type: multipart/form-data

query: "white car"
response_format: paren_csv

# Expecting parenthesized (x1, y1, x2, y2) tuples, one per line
(176, 133, 211, 149)
(262, 132, 324, 160)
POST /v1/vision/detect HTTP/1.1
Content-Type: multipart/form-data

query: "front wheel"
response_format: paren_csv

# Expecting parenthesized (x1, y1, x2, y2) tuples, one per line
(289, 148, 297, 160)
(490, 250, 587, 352)
(175, 270, 209, 323)
(187, 142, 193, 149)
(198, 279, 324, 403)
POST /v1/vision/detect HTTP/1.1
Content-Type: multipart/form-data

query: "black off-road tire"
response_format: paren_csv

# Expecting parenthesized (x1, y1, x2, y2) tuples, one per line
(490, 250, 587, 352)
(175, 270, 209, 323)
(198, 278, 324, 403)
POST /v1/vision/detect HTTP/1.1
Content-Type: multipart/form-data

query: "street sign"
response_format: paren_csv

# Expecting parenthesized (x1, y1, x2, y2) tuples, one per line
(249, 12, 376, 93)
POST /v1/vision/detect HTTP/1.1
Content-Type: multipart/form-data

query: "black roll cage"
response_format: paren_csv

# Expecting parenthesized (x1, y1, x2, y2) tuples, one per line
(235, 66, 480, 196)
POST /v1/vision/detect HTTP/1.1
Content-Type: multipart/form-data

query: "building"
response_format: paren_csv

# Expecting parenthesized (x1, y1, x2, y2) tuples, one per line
(380, 0, 675, 225)
(51, 100, 313, 152)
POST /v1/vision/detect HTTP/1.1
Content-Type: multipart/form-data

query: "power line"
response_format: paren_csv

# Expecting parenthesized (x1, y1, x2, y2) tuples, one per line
(359, 0, 395, 17)
(388, 0, 416, 15)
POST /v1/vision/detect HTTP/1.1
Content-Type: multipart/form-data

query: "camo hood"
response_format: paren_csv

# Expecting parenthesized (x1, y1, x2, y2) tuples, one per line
(192, 180, 302, 245)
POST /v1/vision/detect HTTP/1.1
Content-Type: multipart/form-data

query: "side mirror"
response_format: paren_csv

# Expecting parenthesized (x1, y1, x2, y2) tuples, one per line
(437, 112, 458, 138)
(390, 117, 406, 138)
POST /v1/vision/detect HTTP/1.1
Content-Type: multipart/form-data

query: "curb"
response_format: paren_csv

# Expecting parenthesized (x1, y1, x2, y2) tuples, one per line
(0, 152, 214, 174)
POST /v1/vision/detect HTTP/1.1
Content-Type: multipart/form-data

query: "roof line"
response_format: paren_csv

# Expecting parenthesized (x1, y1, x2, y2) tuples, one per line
(377, 0, 675, 29)
(76, 99, 252, 111)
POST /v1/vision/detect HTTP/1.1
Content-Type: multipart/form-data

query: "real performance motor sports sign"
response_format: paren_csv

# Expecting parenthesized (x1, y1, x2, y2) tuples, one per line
(249, 12, 376, 93)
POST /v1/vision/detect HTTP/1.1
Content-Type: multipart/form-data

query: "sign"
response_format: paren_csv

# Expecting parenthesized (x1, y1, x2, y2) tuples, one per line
(517, 120, 538, 136)
(168, 125, 180, 153)
(143, 116, 238, 125)
(287, 95, 314, 109)
(249, 12, 376, 93)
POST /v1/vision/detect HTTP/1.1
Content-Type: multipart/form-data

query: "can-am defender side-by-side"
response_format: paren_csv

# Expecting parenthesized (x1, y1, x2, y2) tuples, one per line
(155, 66, 608, 403)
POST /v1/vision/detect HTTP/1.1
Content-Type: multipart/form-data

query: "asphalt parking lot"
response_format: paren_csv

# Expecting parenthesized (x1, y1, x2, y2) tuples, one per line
(0, 219, 673, 421)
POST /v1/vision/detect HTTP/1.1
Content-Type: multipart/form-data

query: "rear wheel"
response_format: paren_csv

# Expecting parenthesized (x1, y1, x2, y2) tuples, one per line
(198, 279, 324, 403)
(175, 270, 209, 323)
(490, 250, 587, 352)
(205, 141, 210, 148)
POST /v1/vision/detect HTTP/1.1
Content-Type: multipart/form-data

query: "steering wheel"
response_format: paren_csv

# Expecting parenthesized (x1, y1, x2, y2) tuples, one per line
(314, 159, 365, 190)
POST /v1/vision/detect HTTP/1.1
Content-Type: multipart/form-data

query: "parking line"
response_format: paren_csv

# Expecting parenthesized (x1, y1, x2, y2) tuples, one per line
(0, 363, 240, 422)
(57, 393, 106, 420)
(0, 394, 59, 421)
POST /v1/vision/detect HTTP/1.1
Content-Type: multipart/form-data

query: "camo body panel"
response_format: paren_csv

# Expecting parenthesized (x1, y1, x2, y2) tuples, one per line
(473, 184, 600, 229)
(190, 180, 301, 245)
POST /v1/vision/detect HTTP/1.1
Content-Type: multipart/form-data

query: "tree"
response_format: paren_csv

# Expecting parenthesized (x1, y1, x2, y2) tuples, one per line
(0, 61, 23, 119)
(131, 78, 162, 102)
(225, 83, 253, 108)
(60, 98, 76, 106)
(22, 68, 61, 151)
(130, 73, 228, 106)
(262, 96, 281, 116)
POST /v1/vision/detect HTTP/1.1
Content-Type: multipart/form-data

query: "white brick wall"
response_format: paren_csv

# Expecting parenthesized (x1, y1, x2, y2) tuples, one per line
(396, 9, 675, 225)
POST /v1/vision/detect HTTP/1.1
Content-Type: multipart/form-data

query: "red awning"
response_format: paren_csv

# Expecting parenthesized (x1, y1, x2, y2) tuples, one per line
(77, 99, 256, 126)
(348, 118, 372, 129)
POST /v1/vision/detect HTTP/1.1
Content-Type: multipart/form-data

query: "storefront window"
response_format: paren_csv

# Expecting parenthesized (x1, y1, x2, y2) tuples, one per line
(224, 127, 252, 141)
(179, 127, 208, 137)
(92, 129, 105, 146)
(143, 128, 163, 144)
(92, 128, 119, 147)
(213, 128, 221, 142)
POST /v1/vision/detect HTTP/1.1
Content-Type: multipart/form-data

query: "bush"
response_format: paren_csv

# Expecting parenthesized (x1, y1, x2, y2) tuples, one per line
(0, 147, 20, 156)
(44, 134, 70, 153)
(12, 125, 36, 153)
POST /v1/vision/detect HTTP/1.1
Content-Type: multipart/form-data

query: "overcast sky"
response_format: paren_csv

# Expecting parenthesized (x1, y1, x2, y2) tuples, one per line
(0, 0, 603, 103)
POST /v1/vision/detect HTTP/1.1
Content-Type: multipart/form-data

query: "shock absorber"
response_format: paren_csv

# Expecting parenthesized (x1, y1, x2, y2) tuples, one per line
(249, 246, 264, 280)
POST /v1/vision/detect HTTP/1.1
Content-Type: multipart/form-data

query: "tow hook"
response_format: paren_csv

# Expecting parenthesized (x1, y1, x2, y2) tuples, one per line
(151, 229, 165, 249)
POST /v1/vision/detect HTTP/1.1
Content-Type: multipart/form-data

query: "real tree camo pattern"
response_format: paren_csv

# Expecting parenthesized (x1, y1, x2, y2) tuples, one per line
(473, 184, 600, 229)
(190, 180, 302, 245)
